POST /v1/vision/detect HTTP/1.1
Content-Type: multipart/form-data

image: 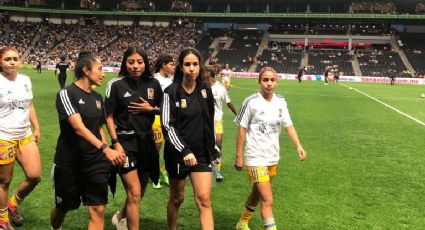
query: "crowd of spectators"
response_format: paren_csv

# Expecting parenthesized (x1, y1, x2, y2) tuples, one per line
(0, 21, 40, 57)
(256, 41, 303, 74)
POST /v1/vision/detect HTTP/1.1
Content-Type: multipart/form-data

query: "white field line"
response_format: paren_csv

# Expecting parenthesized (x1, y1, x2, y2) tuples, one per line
(231, 84, 423, 101)
(341, 83, 425, 127)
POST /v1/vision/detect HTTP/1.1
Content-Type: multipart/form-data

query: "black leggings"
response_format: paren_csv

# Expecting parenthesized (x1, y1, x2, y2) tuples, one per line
(58, 74, 67, 89)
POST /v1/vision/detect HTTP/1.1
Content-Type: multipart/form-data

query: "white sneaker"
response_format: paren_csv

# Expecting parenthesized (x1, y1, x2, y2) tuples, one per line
(152, 179, 162, 189)
(111, 211, 128, 230)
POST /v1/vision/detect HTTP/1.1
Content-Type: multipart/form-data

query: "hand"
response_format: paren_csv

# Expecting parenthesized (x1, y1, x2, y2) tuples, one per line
(104, 147, 126, 166)
(234, 155, 243, 171)
(183, 153, 197, 166)
(113, 142, 126, 156)
(297, 146, 307, 161)
(33, 128, 41, 144)
(128, 97, 152, 114)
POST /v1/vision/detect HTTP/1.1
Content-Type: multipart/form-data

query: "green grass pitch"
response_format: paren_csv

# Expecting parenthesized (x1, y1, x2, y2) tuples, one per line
(8, 69, 425, 229)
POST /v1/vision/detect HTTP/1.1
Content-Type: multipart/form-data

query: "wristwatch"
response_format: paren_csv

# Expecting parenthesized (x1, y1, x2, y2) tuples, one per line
(111, 138, 119, 145)
(99, 143, 108, 152)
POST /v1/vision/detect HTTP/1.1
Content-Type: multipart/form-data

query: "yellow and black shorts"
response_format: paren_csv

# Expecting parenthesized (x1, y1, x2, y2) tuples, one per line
(0, 135, 34, 165)
(246, 165, 278, 183)
(214, 119, 223, 135)
(152, 115, 163, 145)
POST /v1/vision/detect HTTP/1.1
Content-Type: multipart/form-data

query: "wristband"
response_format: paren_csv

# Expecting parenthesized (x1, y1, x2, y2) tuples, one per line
(99, 143, 108, 151)
(111, 138, 119, 145)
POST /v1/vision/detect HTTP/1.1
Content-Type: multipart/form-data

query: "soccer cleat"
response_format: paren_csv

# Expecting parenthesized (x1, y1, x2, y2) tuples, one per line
(161, 171, 169, 186)
(215, 171, 224, 182)
(0, 222, 15, 230)
(152, 180, 162, 189)
(111, 211, 128, 230)
(236, 220, 250, 230)
(7, 206, 23, 226)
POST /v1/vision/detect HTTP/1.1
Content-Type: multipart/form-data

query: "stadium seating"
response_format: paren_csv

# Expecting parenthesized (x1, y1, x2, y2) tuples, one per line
(399, 33, 425, 76)
(307, 49, 354, 76)
(256, 41, 303, 74)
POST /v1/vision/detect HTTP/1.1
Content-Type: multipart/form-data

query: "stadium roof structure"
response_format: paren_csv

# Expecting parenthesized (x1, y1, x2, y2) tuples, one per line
(1, 6, 425, 20)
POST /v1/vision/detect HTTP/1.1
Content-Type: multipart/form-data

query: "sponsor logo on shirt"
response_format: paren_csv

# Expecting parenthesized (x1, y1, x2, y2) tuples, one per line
(176, 102, 180, 107)
(24, 84, 29, 92)
(147, 88, 154, 99)
(96, 100, 101, 109)
(123, 92, 131, 98)
(279, 108, 282, 118)
(201, 89, 207, 98)
(78, 99, 85, 104)
(180, 99, 187, 109)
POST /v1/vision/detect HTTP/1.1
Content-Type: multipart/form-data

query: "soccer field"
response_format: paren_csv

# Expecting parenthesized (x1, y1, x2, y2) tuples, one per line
(9, 69, 425, 229)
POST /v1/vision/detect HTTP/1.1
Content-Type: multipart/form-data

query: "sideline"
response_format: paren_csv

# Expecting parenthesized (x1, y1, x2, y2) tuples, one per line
(341, 83, 425, 127)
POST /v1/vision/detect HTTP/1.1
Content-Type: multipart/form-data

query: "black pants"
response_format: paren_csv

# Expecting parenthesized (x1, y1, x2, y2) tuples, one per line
(58, 74, 67, 89)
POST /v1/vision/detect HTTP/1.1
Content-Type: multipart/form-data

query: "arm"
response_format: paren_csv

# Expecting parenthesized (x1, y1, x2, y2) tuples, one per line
(29, 101, 41, 144)
(68, 114, 124, 166)
(161, 91, 192, 157)
(234, 126, 246, 171)
(285, 125, 307, 161)
(226, 102, 237, 116)
(105, 114, 125, 154)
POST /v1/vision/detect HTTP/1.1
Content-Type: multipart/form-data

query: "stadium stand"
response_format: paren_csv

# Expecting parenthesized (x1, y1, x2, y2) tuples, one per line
(398, 33, 425, 77)
(215, 30, 263, 72)
(307, 49, 354, 76)
(256, 41, 303, 74)
(357, 47, 409, 77)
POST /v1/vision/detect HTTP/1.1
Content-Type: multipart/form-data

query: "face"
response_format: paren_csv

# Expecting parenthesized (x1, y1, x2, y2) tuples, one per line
(126, 53, 145, 78)
(0, 50, 20, 77)
(181, 53, 200, 81)
(163, 61, 175, 76)
(259, 70, 278, 96)
(87, 59, 105, 86)
(204, 70, 215, 86)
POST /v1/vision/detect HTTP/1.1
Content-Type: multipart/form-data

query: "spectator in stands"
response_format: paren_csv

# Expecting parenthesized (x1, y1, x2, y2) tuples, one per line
(161, 48, 219, 230)
(50, 51, 125, 230)
(234, 67, 306, 230)
(104, 46, 162, 230)
(204, 66, 237, 182)
(0, 46, 42, 230)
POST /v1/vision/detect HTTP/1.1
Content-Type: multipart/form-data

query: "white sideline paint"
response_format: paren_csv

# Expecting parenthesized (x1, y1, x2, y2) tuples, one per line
(341, 84, 425, 127)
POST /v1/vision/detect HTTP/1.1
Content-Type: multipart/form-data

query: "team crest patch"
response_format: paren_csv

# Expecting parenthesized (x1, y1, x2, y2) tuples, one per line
(180, 99, 187, 108)
(201, 89, 207, 98)
(56, 196, 63, 204)
(147, 88, 154, 99)
(279, 108, 282, 118)
(96, 100, 102, 109)
(24, 84, 29, 92)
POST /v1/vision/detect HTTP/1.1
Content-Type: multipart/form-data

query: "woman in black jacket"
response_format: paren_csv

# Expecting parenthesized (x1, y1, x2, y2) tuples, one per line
(161, 47, 219, 230)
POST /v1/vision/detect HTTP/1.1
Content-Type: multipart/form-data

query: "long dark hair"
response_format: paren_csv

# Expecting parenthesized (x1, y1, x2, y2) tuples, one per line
(174, 47, 205, 85)
(154, 54, 174, 73)
(118, 46, 151, 79)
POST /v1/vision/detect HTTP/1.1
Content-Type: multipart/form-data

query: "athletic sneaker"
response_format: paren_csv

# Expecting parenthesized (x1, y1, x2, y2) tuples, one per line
(152, 179, 162, 189)
(111, 211, 128, 230)
(161, 171, 169, 186)
(7, 206, 23, 226)
(215, 171, 224, 182)
(235, 220, 250, 230)
(0, 222, 15, 230)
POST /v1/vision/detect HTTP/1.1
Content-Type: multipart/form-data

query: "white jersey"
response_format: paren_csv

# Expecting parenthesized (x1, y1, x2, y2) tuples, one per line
(235, 92, 293, 166)
(0, 73, 33, 139)
(220, 69, 232, 82)
(154, 72, 173, 91)
(211, 81, 231, 120)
